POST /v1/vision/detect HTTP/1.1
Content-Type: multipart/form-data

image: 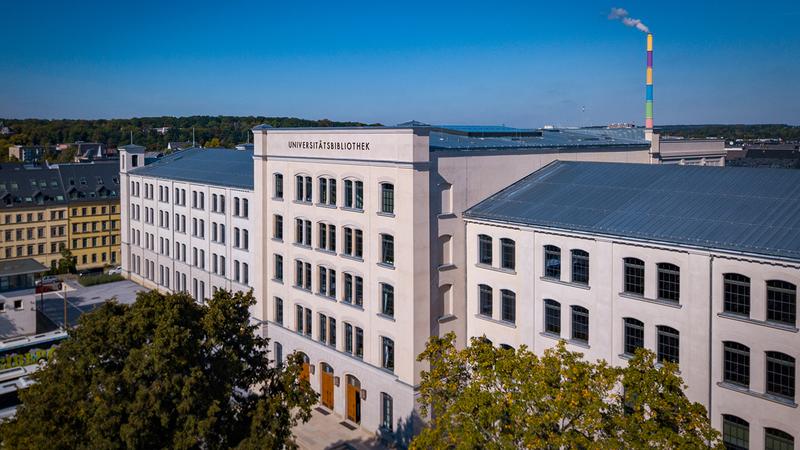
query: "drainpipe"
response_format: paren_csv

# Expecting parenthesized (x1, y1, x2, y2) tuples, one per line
(708, 255, 714, 426)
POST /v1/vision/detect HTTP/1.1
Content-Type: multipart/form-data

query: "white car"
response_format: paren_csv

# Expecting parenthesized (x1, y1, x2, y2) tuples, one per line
(106, 266, 123, 275)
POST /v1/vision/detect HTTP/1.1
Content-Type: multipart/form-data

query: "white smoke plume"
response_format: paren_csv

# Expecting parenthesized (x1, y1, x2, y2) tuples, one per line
(608, 7, 650, 33)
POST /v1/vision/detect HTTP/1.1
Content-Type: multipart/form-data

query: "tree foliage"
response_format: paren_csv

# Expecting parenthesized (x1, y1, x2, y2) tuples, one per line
(0, 116, 381, 156)
(412, 333, 721, 450)
(0, 289, 316, 450)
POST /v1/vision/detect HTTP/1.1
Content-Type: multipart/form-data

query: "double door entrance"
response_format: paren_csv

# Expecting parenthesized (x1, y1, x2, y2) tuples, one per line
(316, 363, 362, 425)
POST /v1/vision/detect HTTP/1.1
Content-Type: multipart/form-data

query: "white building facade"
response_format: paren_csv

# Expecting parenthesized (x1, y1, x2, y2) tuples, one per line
(119, 146, 254, 303)
(464, 161, 798, 449)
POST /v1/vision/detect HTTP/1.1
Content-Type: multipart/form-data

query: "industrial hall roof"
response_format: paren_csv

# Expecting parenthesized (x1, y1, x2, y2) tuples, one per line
(465, 161, 800, 262)
(130, 148, 254, 190)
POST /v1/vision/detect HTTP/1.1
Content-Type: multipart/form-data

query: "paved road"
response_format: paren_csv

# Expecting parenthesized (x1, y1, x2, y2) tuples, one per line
(293, 407, 389, 450)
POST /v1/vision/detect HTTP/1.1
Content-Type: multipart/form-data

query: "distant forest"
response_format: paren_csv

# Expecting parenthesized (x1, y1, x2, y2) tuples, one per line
(657, 124, 800, 141)
(0, 116, 380, 155)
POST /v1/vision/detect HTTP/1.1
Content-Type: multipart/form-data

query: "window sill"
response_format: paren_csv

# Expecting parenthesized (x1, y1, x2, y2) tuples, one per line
(538, 276, 590, 290)
(717, 312, 798, 333)
(315, 203, 337, 209)
(316, 248, 337, 256)
(376, 262, 395, 270)
(316, 293, 337, 303)
(540, 331, 562, 341)
(376, 211, 395, 218)
(568, 338, 590, 349)
(340, 207, 364, 214)
(377, 313, 395, 322)
(272, 238, 284, 243)
(340, 254, 364, 263)
(475, 314, 517, 329)
(437, 213, 457, 219)
(293, 243, 312, 250)
(271, 197, 283, 202)
(618, 292, 681, 309)
(293, 286, 313, 294)
(717, 382, 798, 408)
(618, 353, 634, 361)
(293, 200, 313, 206)
(341, 301, 364, 311)
(476, 263, 515, 275)
(438, 263, 457, 272)
(437, 314, 457, 324)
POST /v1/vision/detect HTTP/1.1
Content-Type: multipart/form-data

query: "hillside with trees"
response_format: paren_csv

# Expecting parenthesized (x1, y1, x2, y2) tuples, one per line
(657, 124, 800, 141)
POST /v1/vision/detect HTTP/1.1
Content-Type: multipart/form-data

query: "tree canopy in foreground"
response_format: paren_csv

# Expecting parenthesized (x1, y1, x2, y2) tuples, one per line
(411, 333, 721, 450)
(0, 289, 316, 450)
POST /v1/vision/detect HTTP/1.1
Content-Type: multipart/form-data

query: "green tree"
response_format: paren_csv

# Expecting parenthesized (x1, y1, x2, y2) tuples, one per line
(55, 247, 76, 274)
(205, 137, 222, 148)
(0, 289, 317, 450)
(412, 334, 721, 450)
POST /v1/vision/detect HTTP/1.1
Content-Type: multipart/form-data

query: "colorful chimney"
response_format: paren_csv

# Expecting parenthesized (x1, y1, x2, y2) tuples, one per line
(645, 33, 654, 130)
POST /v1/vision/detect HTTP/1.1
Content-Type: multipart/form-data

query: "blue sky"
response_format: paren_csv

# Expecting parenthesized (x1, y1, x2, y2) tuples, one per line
(1, 0, 798, 126)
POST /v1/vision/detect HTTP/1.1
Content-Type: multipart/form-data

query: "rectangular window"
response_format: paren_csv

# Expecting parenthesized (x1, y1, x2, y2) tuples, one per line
(274, 255, 283, 281)
(275, 297, 284, 325)
(304, 308, 312, 337)
(623, 318, 644, 355)
(381, 234, 394, 265)
(355, 327, 363, 358)
(381, 183, 394, 214)
(544, 245, 561, 279)
(381, 283, 394, 317)
(766, 351, 795, 400)
(319, 313, 328, 344)
(501, 290, 515, 323)
(381, 393, 394, 431)
(328, 317, 336, 347)
(273, 215, 283, 240)
(382, 337, 394, 371)
(295, 175, 304, 202)
(274, 174, 283, 199)
(345, 323, 353, 354)
(296, 305, 304, 334)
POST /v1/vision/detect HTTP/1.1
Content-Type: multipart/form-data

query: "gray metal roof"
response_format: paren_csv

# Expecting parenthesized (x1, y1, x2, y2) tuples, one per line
(428, 126, 649, 152)
(0, 258, 48, 276)
(130, 148, 254, 190)
(465, 161, 800, 262)
(57, 161, 120, 203)
(0, 163, 67, 210)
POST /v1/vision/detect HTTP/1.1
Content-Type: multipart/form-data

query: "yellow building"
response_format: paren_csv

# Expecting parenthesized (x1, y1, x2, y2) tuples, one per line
(59, 162, 121, 271)
(0, 164, 69, 274)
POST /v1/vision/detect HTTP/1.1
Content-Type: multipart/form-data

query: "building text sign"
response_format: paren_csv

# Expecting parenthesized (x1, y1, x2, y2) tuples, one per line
(287, 141, 371, 151)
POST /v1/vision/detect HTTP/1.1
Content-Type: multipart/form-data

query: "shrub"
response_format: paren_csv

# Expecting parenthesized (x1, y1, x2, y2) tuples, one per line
(77, 273, 124, 287)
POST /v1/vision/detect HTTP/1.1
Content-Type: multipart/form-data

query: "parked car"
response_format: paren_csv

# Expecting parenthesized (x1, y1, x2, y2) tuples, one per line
(106, 266, 123, 275)
(35, 276, 62, 293)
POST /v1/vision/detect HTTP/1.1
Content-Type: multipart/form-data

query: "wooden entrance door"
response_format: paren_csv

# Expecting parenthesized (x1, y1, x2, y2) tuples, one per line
(346, 375, 361, 423)
(320, 363, 334, 409)
(299, 353, 310, 383)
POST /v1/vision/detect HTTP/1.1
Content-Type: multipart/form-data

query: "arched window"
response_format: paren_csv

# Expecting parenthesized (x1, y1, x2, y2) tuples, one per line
(623, 318, 644, 355)
(501, 289, 515, 324)
(723, 341, 750, 387)
(544, 299, 561, 335)
(544, 245, 561, 279)
(765, 428, 794, 450)
(766, 351, 795, 400)
(479, 284, 492, 317)
(656, 263, 680, 303)
(571, 305, 589, 343)
(623, 258, 645, 295)
(656, 325, 679, 364)
(500, 238, 515, 270)
(571, 249, 589, 284)
(722, 414, 749, 450)
(344, 179, 364, 210)
(766, 280, 796, 327)
(478, 234, 492, 265)
(723, 273, 750, 317)
(318, 176, 337, 206)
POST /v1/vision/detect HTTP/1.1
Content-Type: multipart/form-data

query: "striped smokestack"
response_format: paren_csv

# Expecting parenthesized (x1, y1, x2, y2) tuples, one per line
(645, 33, 654, 130)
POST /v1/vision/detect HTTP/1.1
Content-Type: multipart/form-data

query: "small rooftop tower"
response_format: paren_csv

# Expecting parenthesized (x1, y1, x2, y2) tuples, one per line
(645, 33, 654, 141)
(118, 144, 145, 174)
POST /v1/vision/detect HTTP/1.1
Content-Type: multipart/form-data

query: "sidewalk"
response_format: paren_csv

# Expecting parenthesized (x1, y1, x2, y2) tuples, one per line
(293, 406, 389, 450)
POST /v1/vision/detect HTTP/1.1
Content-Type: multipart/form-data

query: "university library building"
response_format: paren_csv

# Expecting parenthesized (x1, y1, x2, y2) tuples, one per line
(119, 123, 797, 448)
